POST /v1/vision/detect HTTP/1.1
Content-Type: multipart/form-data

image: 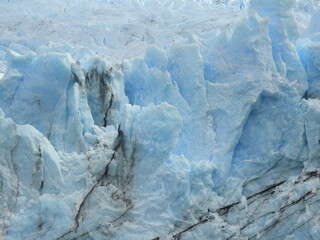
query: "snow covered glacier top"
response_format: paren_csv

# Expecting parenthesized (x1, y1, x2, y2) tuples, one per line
(1, 0, 320, 239)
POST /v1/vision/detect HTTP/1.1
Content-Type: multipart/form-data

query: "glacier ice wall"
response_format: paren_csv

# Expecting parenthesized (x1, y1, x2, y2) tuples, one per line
(1, 0, 320, 239)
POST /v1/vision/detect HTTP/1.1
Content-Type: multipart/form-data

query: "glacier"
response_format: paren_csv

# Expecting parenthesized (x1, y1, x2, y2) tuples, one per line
(0, 0, 320, 239)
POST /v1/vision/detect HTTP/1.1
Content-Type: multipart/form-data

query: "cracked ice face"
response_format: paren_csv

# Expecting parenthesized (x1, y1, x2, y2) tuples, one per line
(1, 0, 320, 240)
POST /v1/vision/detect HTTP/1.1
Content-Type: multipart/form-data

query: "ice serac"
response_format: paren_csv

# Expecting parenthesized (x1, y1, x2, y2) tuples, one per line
(0, 109, 68, 239)
(251, 0, 308, 96)
(297, 10, 320, 98)
(124, 44, 214, 162)
(203, 10, 281, 188)
(0, 50, 93, 153)
(1, 0, 320, 240)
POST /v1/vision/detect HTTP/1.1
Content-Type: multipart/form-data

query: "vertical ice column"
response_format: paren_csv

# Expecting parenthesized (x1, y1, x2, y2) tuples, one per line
(251, 0, 308, 96)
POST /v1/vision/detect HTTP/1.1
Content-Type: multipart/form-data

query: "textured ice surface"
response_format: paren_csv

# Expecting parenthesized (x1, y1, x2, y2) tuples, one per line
(1, 0, 320, 239)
